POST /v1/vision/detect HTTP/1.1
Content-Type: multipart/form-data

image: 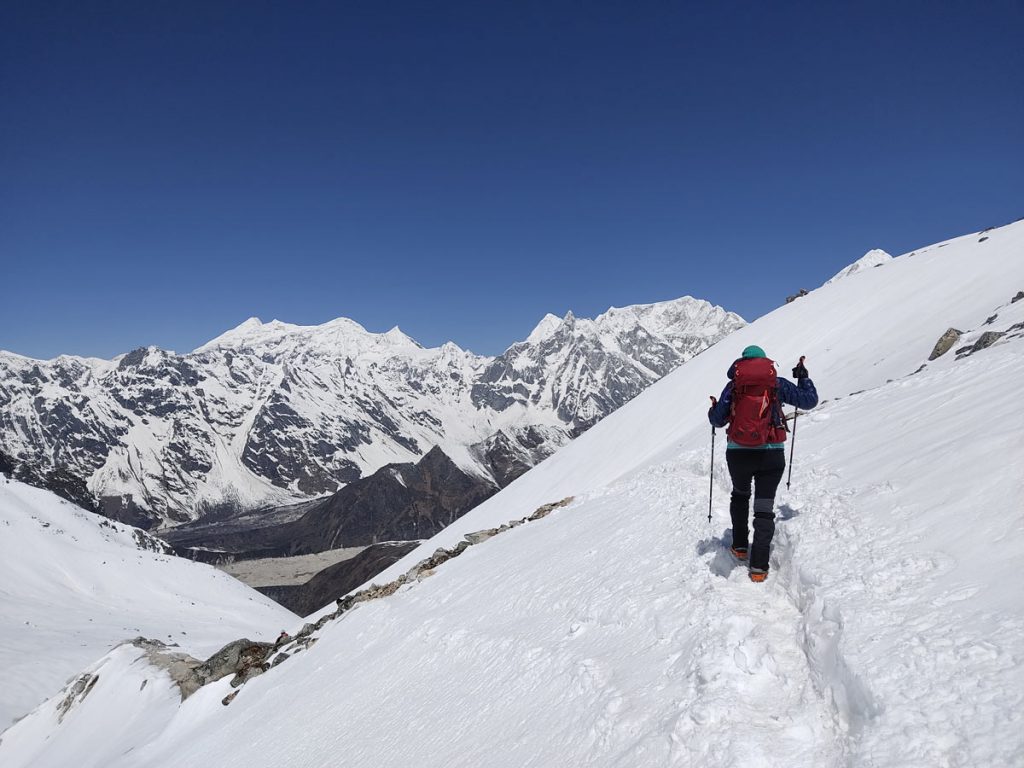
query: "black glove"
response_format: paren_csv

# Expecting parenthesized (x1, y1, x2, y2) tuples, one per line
(792, 356, 809, 380)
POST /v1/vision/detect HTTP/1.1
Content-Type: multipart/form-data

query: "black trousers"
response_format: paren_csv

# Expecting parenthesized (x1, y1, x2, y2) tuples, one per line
(726, 449, 786, 571)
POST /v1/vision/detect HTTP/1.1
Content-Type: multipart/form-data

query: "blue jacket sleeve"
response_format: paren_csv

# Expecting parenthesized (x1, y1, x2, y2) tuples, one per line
(777, 377, 818, 410)
(708, 383, 733, 428)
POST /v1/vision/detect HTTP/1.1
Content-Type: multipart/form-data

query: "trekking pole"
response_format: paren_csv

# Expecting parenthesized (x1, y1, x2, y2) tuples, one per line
(786, 408, 799, 490)
(708, 426, 716, 524)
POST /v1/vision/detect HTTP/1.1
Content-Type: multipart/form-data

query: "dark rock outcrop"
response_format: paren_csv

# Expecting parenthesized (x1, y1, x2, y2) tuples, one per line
(0, 448, 14, 476)
(98, 494, 163, 529)
(968, 331, 1005, 354)
(288, 447, 496, 552)
(0, 449, 98, 512)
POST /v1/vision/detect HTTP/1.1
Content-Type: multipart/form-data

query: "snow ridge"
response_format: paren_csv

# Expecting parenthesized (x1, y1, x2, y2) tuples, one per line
(825, 248, 893, 285)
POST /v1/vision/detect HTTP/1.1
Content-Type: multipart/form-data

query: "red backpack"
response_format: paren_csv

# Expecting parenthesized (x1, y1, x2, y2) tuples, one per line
(728, 357, 787, 446)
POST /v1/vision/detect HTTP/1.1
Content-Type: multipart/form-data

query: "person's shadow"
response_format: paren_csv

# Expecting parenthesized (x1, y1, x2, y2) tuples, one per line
(698, 506, 800, 578)
(696, 530, 740, 578)
(777, 504, 800, 521)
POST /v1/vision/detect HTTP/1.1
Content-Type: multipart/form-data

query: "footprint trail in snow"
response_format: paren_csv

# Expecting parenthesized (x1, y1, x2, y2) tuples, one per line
(565, 453, 853, 768)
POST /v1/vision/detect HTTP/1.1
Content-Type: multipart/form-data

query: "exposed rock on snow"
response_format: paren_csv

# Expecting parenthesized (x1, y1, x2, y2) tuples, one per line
(44, 635, 278, 724)
(196, 639, 276, 692)
(55, 674, 100, 723)
(963, 330, 1005, 355)
(130, 638, 207, 698)
(928, 327, 962, 360)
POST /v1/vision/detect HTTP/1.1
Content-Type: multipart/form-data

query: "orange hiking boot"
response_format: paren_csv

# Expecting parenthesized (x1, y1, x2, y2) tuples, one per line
(729, 546, 748, 561)
(749, 568, 768, 583)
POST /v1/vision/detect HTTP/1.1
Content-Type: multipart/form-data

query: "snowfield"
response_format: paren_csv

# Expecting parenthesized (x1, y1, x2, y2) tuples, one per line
(1, 219, 1022, 767)
(0, 480, 296, 729)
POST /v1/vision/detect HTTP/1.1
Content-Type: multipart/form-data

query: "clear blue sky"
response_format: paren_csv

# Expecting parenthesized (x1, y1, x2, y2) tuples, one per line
(2, 1, 1021, 359)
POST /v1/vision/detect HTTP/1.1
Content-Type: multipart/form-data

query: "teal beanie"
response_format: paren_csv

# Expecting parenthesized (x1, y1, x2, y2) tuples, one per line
(741, 345, 766, 359)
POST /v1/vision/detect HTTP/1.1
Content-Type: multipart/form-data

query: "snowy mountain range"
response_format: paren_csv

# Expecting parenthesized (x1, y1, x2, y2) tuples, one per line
(1, 219, 1022, 766)
(0, 297, 743, 529)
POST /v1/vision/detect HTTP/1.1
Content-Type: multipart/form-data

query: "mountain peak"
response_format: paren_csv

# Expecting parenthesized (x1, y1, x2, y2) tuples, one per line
(526, 314, 564, 344)
(194, 316, 385, 354)
(193, 317, 275, 352)
(825, 249, 893, 286)
(236, 316, 263, 332)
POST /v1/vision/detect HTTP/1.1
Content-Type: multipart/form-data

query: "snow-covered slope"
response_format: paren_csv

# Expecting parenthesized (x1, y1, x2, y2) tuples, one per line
(3, 219, 1023, 767)
(0, 297, 743, 528)
(0, 479, 296, 729)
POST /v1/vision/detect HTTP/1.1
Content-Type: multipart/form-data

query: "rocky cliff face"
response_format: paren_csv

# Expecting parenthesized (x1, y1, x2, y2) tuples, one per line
(0, 447, 98, 513)
(0, 297, 744, 528)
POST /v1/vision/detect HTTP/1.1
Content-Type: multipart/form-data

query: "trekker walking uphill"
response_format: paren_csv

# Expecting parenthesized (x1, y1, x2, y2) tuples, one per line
(707, 346, 818, 583)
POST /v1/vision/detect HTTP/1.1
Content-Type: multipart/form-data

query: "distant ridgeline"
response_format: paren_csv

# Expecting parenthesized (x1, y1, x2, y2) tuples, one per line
(0, 297, 743, 531)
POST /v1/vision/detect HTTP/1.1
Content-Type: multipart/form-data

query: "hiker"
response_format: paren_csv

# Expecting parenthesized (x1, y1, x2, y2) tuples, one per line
(275, 630, 291, 647)
(707, 346, 818, 582)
